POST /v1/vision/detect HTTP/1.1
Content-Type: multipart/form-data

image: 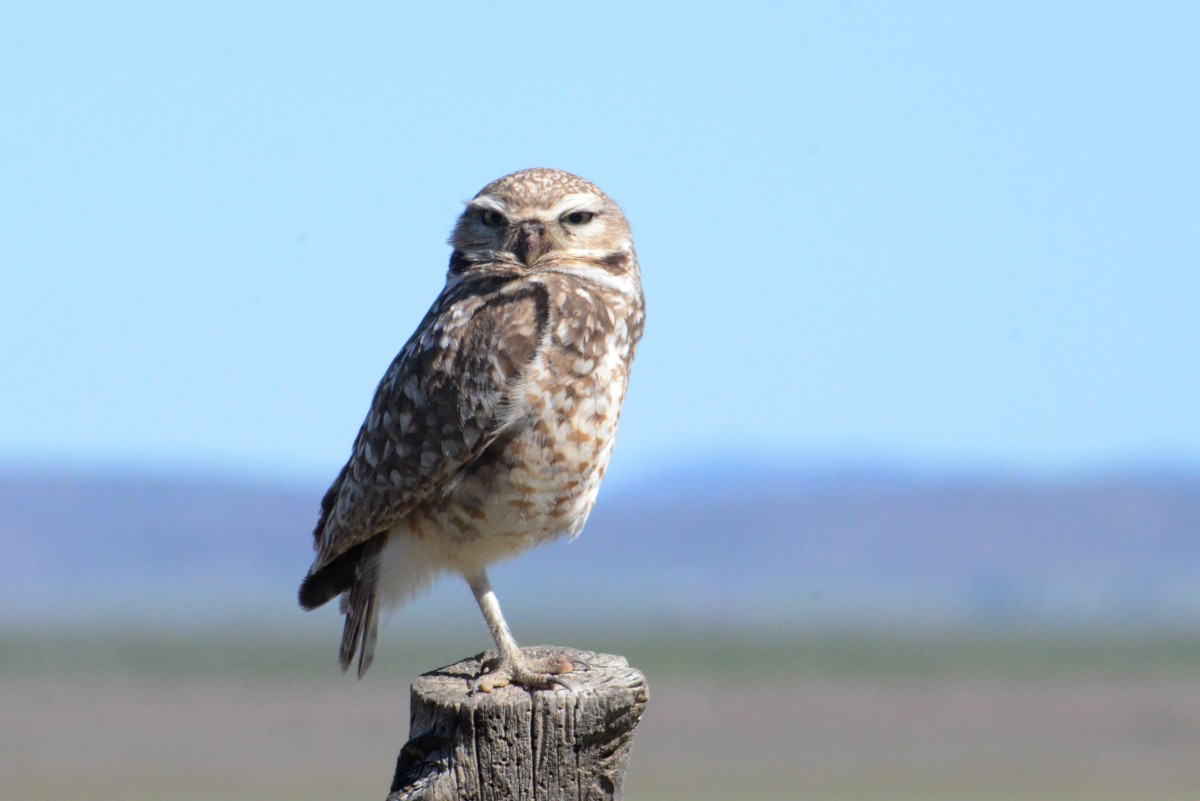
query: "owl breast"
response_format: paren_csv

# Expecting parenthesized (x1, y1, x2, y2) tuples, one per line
(404, 272, 642, 574)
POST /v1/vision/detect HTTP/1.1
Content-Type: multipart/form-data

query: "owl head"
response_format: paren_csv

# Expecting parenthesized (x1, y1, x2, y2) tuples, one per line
(448, 168, 635, 275)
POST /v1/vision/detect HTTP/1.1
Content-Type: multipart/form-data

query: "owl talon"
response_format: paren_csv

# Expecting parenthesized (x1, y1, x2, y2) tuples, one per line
(545, 673, 577, 692)
(468, 650, 576, 694)
(469, 670, 510, 694)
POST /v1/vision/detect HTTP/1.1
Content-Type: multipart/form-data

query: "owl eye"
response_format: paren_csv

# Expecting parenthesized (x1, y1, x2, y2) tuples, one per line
(479, 209, 507, 228)
(563, 210, 595, 226)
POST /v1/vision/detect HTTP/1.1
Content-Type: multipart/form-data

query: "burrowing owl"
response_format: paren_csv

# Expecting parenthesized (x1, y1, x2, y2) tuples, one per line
(299, 168, 645, 692)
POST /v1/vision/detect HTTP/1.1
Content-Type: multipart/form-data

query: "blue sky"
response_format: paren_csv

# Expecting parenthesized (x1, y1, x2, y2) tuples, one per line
(2, 2, 1197, 485)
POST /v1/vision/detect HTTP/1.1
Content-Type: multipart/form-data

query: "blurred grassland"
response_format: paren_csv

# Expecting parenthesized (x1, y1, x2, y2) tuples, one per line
(3, 624, 1199, 681)
(3, 625, 1200, 801)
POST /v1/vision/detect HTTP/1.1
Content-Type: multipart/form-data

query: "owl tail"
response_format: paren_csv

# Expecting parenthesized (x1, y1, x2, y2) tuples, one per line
(338, 537, 384, 678)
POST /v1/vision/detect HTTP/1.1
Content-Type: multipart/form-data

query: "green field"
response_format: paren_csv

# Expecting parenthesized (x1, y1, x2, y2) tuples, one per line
(3, 626, 1199, 801)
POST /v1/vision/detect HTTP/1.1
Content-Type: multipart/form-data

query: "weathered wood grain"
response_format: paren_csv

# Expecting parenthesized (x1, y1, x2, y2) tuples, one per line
(387, 647, 648, 801)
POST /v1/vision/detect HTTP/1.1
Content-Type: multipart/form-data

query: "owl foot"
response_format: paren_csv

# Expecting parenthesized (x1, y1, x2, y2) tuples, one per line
(470, 650, 576, 694)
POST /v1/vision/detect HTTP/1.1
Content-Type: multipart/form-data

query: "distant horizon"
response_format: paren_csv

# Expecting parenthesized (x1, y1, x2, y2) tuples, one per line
(4, 458, 1198, 634)
(3, 445, 1200, 493)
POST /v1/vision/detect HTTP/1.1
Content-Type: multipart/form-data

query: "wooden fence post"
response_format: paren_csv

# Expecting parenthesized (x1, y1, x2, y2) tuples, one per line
(387, 646, 648, 801)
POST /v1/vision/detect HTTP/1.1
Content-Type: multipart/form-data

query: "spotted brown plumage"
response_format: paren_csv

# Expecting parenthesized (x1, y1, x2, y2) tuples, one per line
(299, 168, 644, 690)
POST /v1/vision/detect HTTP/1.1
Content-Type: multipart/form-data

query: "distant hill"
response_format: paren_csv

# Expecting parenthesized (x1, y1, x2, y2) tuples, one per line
(2, 463, 1198, 630)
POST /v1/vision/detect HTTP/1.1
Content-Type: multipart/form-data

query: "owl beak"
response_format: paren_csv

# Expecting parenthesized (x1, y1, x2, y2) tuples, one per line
(513, 221, 545, 266)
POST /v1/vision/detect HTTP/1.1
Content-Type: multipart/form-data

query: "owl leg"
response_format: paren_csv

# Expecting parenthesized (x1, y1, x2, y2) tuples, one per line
(465, 570, 574, 693)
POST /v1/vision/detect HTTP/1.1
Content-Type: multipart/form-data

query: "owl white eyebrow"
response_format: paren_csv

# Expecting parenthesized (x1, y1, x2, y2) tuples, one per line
(547, 194, 604, 219)
(467, 195, 602, 223)
(465, 197, 508, 215)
